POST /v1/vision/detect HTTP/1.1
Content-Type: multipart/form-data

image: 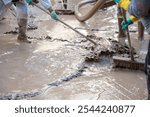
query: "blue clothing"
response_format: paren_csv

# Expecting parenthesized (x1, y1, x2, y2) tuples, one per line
(128, 0, 150, 34)
(128, 0, 150, 18)
(128, 0, 150, 97)
(41, 0, 52, 9)
(2, 0, 11, 5)
(0, 0, 28, 20)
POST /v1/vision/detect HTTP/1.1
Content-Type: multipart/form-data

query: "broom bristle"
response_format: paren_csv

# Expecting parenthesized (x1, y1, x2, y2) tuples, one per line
(112, 56, 145, 71)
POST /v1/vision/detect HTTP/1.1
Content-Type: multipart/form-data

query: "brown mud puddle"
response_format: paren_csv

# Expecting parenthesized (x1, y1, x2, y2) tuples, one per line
(0, 34, 146, 100)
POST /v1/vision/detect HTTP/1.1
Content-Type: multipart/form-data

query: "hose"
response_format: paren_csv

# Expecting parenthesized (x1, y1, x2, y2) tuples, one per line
(75, 0, 114, 22)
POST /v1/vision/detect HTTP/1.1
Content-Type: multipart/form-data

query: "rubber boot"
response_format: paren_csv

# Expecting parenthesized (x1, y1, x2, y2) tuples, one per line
(17, 18, 31, 43)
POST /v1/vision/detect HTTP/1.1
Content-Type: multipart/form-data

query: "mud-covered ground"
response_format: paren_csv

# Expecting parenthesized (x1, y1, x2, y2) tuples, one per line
(0, 4, 148, 100)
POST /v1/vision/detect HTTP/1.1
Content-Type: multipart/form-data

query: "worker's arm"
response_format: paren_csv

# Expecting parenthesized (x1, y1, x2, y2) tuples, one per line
(26, 0, 58, 20)
(40, 0, 59, 20)
(114, 0, 140, 30)
(121, 15, 139, 30)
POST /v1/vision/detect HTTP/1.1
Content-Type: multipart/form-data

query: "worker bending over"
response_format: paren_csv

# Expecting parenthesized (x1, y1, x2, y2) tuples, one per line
(114, 0, 150, 99)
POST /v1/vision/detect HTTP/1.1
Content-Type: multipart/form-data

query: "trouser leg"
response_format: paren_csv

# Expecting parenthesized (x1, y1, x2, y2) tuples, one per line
(0, 1, 12, 20)
(15, 0, 31, 43)
(17, 18, 31, 43)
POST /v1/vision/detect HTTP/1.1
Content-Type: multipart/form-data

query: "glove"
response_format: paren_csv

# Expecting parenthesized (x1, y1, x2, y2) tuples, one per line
(121, 15, 140, 30)
(121, 17, 133, 30)
(26, 0, 39, 5)
(26, 0, 32, 5)
(114, 0, 130, 11)
(114, 0, 121, 3)
(50, 11, 59, 20)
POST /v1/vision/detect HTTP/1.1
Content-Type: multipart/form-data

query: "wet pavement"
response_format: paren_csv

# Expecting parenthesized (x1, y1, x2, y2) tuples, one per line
(0, 5, 148, 100)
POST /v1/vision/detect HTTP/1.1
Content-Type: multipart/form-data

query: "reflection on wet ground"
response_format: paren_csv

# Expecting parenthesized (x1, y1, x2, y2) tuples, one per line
(0, 6, 148, 100)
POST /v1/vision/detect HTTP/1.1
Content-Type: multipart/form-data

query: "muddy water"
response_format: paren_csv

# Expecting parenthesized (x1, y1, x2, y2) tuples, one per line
(31, 57, 146, 100)
(0, 5, 148, 100)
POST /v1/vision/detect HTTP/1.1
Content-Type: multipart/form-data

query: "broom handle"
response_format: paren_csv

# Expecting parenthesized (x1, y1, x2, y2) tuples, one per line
(32, 3, 97, 46)
(122, 9, 134, 61)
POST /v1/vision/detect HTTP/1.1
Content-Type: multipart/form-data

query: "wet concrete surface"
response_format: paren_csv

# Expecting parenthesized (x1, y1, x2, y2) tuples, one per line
(0, 5, 148, 100)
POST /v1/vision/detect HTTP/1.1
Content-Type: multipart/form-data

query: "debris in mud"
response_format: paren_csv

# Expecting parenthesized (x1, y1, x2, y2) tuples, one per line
(0, 90, 42, 100)
(51, 38, 71, 43)
(4, 29, 18, 35)
(55, 10, 74, 15)
(84, 35, 136, 62)
(0, 17, 6, 21)
(48, 62, 86, 87)
(27, 35, 52, 40)
(27, 22, 38, 30)
(4, 25, 38, 35)
(27, 35, 71, 43)
(0, 61, 87, 100)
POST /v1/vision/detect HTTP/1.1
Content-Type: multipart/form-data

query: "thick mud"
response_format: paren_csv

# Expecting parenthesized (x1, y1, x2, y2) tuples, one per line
(0, 5, 148, 100)
(83, 35, 136, 61)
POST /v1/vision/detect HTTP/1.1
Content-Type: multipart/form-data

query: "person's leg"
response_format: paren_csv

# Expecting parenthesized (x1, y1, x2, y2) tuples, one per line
(0, 0, 12, 20)
(16, 0, 31, 43)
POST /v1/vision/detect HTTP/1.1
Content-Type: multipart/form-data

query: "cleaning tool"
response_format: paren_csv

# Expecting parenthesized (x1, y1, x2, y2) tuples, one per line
(32, 2, 97, 45)
(113, 8, 144, 71)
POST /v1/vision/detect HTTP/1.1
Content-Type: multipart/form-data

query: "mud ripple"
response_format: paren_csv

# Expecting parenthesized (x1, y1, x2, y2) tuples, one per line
(0, 62, 86, 100)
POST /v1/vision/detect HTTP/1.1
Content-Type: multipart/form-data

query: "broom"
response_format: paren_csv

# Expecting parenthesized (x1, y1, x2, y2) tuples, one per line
(113, 8, 145, 71)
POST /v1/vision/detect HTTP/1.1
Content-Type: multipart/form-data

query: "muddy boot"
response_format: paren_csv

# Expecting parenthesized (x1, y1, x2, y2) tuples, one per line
(17, 18, 31, 43)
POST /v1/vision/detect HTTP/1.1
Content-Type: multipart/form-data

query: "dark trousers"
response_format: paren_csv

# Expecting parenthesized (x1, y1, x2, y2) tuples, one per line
(145, 40, 150, 95)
